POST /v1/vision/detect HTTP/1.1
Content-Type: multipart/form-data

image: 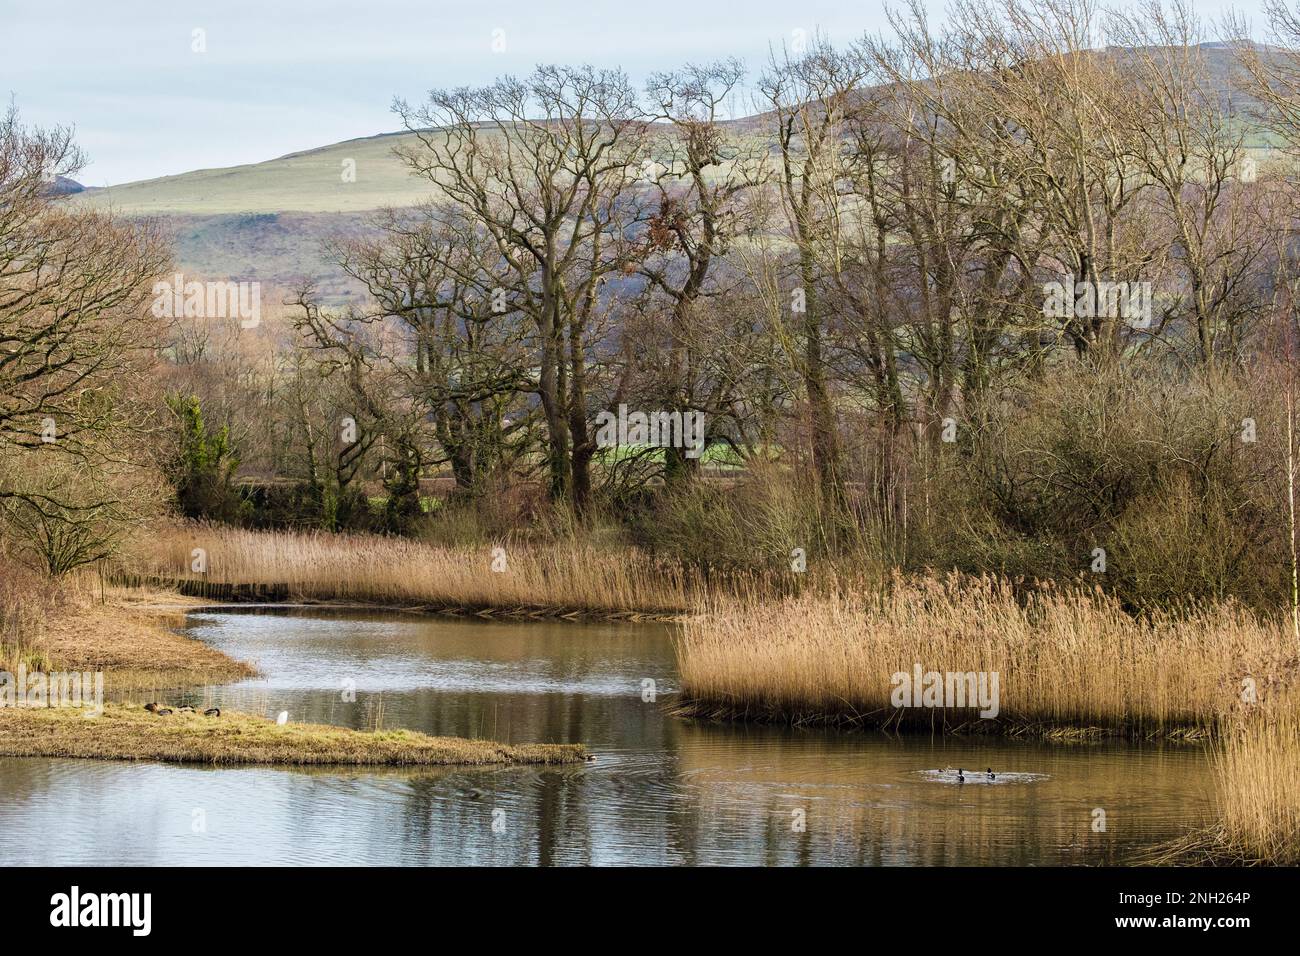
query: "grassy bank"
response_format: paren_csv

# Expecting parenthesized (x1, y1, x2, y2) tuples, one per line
(125, 523, 711, 617)
(1, 560, 254, 689)
(0, 704, 587, 766)
(36, 593, 256, 690)
(675, 576, 1296, 738)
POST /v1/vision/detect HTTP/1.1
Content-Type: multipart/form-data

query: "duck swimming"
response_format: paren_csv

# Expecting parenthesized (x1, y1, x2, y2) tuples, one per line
(986, 768, 996, 780)
(956, 768, 966, 783)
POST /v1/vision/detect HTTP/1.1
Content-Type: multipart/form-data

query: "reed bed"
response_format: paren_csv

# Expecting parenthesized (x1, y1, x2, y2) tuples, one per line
(124, 523, 714, 617)
(1212, 704, 1300, 863)
(1141, 692, 1300, 865)
(676, 575, 1298, 737)
(0, 586, 49, 674)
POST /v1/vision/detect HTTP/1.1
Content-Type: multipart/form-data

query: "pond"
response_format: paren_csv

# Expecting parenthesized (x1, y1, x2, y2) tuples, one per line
(0, 607, 1215, 865)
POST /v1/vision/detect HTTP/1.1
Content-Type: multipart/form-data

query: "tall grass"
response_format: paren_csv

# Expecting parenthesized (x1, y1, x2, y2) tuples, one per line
(1148, 692, 1300, 865)
(124, 523, 713, 617)
(1212, 703, 1300, 863)
(676, 574, 1295, 736)
(0, 555, 56, 672)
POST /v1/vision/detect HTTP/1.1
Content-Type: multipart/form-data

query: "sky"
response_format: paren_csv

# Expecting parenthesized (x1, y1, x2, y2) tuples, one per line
(0, 0, 1279, 186)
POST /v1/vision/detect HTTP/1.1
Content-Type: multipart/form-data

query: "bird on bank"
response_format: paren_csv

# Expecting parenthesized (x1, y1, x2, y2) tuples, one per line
(204, 707, 221, 717)
(156, 708, 173, 716)
(144, 702, 160, 713)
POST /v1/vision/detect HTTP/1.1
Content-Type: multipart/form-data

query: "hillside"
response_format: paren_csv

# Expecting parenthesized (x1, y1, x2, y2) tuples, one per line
(73, 132, 432, 302)
(77, 130, 433, 215)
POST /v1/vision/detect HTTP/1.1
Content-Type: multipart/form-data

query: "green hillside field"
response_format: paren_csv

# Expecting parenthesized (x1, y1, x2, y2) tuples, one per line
(76, 130, 434, 215)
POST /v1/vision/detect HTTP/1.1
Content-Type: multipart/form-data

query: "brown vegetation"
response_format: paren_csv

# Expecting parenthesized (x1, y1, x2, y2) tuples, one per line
(125, 523, 703, 618)
(676, 575, 1298, 738)
(0, 556, 254, 688)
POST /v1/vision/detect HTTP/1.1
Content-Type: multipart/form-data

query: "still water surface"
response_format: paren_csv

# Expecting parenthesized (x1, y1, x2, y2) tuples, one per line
(0, 607, 1215, 865)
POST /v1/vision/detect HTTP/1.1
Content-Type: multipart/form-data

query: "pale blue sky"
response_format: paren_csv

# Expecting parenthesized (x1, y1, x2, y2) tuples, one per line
(0, 0, 1275, 186)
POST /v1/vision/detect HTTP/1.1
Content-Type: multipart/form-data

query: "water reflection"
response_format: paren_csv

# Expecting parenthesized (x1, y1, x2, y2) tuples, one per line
(0, 607, 1215, 865)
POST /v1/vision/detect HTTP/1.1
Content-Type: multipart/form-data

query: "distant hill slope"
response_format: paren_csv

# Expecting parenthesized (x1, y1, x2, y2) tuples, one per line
(73, 133, 431, 303)
(155, 211, 377, 306)
(77, 130, 432, 215)
(46, 175, 85, 196)
(79, 43, 1267, 219)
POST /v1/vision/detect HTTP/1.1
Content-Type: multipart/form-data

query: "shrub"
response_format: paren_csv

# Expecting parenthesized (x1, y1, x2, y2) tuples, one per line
(631, 463, 834, 574)
(929, 361, 1287, 610)
(166, 395, 248, 524)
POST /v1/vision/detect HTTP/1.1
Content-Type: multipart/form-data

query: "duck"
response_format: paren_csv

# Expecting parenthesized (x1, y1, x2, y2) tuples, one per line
(156, 708, 173, 716)
(177, 705, 196, 713)
(986, 767, 996, 780)
(203, 707, 221, 717)
(144, 702, 160, 713)
(956, 768, 966, 783)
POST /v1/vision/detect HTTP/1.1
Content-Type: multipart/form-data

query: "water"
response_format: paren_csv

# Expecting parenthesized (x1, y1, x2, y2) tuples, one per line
(0, 607, 1216, 865)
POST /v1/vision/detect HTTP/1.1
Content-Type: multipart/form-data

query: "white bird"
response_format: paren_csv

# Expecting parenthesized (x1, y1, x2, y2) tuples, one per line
(276, 711, 289, 726)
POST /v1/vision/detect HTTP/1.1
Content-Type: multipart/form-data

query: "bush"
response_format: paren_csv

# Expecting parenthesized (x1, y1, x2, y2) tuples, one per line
(631, 463, 834, 573)
(928, 361, 1288, 610)
(166, 395, 249, 524)
(0, 452, 164, 577)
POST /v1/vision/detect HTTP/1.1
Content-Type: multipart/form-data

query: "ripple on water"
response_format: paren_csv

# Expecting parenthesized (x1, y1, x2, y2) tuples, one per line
(918, 769, 1050, 785)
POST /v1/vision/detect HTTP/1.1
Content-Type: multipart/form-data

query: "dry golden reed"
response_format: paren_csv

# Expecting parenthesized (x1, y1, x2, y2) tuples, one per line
(1144, 691, 1300, 865)
(677, 574, 1296, 736)
(1210, 698, 1300, 863)
(126, 523, 701, 617)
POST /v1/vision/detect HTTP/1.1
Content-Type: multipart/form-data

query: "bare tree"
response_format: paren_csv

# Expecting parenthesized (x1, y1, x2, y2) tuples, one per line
(633, 59, 766, 484)
(0, 107, 170, 564)
(758, 36, 870, 512)
(393, 66, 649, 514)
